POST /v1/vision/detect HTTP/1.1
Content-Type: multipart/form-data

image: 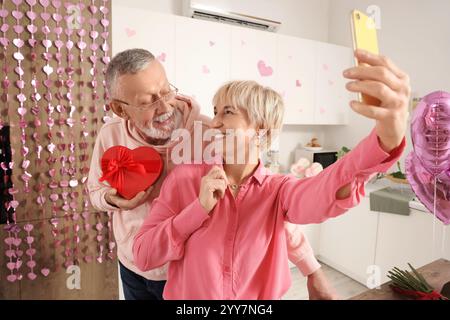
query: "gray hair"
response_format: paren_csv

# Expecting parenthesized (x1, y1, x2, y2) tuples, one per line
(105, 48, 155, 97)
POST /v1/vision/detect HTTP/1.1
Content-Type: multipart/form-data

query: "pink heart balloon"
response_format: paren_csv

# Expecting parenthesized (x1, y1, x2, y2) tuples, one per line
(406, 91, 450, 225)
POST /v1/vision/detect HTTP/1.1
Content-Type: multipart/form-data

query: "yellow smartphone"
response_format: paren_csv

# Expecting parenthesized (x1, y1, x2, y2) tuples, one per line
(350, 9, 381, 106)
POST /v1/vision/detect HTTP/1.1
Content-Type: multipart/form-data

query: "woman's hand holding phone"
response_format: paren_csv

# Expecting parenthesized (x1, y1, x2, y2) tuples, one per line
(343, 49, 411, 152)
(346, 10, 410, 152)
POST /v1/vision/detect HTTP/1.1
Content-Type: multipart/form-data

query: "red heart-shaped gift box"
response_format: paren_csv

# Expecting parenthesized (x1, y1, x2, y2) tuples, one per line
(99, 146, 163, 200)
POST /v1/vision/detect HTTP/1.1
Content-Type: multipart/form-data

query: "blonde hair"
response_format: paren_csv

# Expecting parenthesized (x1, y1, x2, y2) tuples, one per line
(212, 80, 284, 150)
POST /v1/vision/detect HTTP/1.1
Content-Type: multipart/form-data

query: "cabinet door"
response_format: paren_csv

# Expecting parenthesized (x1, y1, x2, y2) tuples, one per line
(230, 26, 278, 89)
(318, 197, 378, 284)
(112, 7, 176, 81)
(175, 16, 231, 119)
(374, 209, 448, 284)
(314, 42, 352, 125)
(277, 35, 316, 125)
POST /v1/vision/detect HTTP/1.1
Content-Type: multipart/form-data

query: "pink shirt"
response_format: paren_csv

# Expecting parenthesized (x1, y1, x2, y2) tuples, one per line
(133, 129, 405, 299)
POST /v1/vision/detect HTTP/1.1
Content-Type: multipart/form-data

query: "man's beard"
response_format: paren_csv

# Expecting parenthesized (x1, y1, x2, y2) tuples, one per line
(134, 108, 183, 142)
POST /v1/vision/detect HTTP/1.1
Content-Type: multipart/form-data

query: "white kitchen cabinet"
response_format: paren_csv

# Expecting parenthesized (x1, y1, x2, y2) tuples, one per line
(318, 188, 450, 286)
(314, 42, 353, 125)
(230, 25, 278, 89)
(175, 16, 231, 119)
(277, 35, 317, 125)
(318, 197, 379, 284)
(374, 209, 450, 284)
(112, 8, 176, 81)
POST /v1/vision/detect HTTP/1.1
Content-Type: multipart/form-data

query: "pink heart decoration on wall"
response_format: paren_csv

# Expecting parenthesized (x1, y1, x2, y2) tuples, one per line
(125, 27, 136, 37)
(202, 65, 210, 74)
(257, 60, 273, 77)
(157, 52, 166, 62)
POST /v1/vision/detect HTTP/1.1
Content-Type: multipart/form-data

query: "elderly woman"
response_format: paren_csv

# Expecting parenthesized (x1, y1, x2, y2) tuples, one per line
(133, 50, 410, 299)
(89, 48, 337, 300)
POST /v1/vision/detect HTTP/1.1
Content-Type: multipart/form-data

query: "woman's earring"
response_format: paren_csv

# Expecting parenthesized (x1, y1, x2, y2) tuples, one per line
(255, 134, 261, 147)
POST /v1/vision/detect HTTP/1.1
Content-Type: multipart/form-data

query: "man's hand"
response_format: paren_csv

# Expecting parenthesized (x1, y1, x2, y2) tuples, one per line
(173, 94, 192, 110)
(307, 268, 339, 300)
(344, 49, 411, 152)
(199, 166, 228, 213)
(105, 186, 154, 211)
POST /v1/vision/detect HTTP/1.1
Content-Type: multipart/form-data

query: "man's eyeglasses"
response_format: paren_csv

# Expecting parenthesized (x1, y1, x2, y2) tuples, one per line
(113, 83, 179, 112)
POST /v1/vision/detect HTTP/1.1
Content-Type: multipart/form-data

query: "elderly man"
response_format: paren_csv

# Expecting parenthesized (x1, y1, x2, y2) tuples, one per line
(88, 48, 336, 300)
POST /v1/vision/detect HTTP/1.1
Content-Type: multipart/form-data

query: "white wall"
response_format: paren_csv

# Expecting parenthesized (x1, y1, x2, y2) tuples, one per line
(111, 0, 332, 171)
(324, 0, 450, 171)
(113, 0, 331, 40)
(113, 0, 183, 15)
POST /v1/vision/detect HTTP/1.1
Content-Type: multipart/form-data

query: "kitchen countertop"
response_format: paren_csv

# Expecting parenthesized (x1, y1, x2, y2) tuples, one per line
(350, 259, 450, 300)
(364, 178, 429, 213)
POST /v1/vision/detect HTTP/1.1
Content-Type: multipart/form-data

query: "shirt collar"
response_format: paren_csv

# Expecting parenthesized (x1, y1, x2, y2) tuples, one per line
(202, 154, 269, 186)
(251, 160, 269, 186)
(213, 159, 268, 186)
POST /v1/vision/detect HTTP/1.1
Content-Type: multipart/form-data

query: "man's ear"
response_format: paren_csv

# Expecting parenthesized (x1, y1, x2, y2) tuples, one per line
(110, 101, 128, 119)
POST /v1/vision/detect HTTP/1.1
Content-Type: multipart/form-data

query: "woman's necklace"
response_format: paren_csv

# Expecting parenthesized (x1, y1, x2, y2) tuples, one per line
(229, 183, 241, 190)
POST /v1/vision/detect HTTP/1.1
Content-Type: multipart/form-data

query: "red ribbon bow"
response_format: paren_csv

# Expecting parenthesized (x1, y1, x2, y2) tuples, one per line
(99, 147, 147, 195)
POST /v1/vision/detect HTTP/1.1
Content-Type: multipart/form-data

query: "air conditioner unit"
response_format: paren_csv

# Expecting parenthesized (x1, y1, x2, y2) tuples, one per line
(182, 0, 281, 32)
